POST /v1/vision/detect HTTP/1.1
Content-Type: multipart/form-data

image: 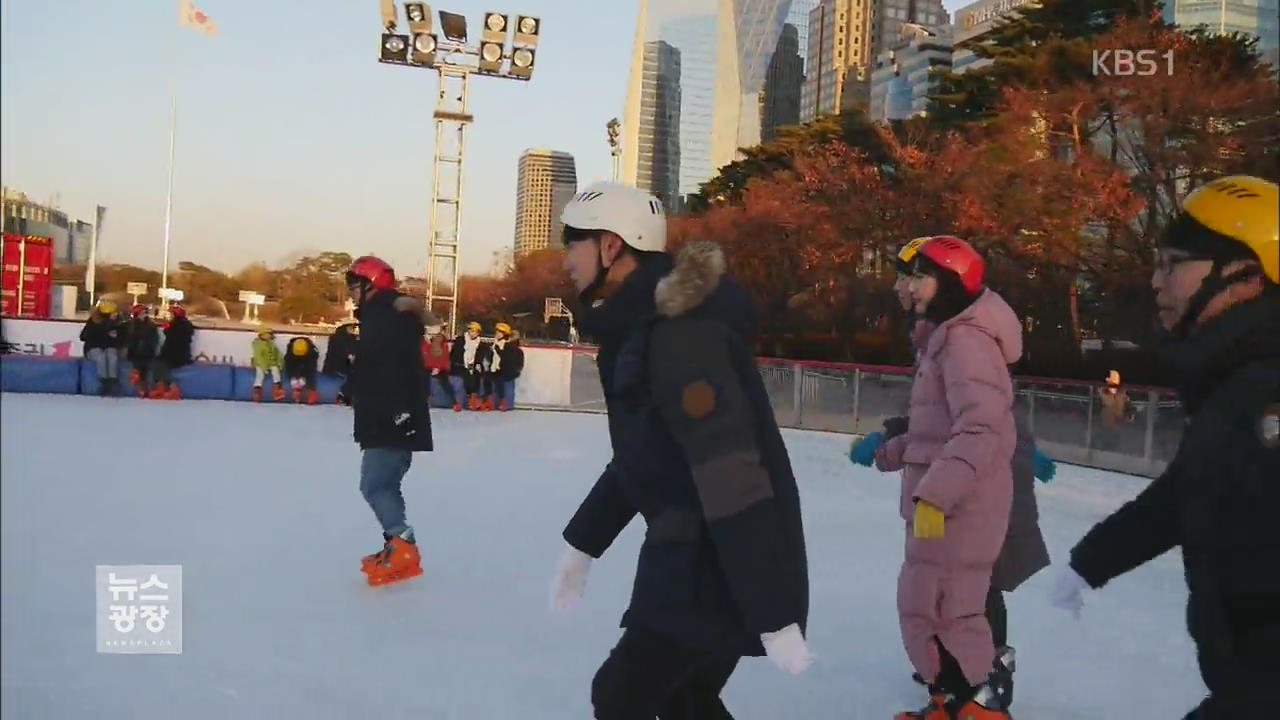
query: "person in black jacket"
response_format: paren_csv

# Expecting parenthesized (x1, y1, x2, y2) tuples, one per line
(151, 304, 195, 399)
(324, 320, 359, 404)
(1049, 176, 1280, 720)
(283, 336, 320, 404)
(487, 322, 524, 411)
(346, 256, 435, 587)
(81, 299, 125, 396)
(124, 304, 164, 398)
(549, 183, 811, 719)
(450, 321, 490, 410)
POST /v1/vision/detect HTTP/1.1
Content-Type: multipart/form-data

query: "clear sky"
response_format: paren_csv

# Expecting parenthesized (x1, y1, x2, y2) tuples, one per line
(0, 0, 967, 277)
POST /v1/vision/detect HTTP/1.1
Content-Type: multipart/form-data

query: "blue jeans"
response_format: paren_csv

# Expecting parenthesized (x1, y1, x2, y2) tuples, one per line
(359, 448, 413, 537)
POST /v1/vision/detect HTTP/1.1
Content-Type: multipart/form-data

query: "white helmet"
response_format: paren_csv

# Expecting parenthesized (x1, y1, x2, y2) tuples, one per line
(559, 182, 667, 253)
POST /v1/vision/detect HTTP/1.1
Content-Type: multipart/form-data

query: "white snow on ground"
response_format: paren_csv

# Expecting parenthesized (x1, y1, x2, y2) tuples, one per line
(1, 393, 1202, 719)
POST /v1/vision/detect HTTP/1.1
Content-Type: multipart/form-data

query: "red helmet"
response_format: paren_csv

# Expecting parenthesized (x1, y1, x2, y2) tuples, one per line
(170, 304, 186, 318)
(347, 256, 396, 291)
(130, 303, 146, 317)
(918, 236, 985, 296)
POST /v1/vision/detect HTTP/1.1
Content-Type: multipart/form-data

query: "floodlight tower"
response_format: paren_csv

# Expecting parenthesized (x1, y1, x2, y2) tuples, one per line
(377, 2, 542, 334)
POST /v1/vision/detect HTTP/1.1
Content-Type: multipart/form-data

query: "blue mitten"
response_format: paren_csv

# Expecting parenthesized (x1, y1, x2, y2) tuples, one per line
(849, 432, 885, 467)
(1032, 447, 1056, 483)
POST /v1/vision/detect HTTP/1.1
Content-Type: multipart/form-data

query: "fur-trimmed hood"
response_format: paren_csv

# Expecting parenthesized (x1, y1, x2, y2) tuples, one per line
(656, 242, 728, 318)
(655, 241, 758, 340)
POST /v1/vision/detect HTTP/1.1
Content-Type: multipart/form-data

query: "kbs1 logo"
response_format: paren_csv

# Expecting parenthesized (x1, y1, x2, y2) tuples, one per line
(1092, 49, 1175, 76)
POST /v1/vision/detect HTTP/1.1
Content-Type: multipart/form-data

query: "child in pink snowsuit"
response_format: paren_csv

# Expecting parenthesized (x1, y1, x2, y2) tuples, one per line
(875, 237, 1022, 720)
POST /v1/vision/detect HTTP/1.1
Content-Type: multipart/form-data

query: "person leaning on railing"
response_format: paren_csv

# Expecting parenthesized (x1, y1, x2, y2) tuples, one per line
(1050, 175, 1280, 720)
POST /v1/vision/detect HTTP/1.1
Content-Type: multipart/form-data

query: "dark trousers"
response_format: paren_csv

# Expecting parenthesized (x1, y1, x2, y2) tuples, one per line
(462, 370, 482, 397)
(591, 626, 740, 720)
(432, 374, 456, 403)
(934, 587, 1008, 699)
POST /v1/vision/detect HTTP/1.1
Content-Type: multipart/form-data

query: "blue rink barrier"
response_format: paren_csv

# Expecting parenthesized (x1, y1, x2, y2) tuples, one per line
(171, 364, 235, 400)
(0, 355, 82, 394)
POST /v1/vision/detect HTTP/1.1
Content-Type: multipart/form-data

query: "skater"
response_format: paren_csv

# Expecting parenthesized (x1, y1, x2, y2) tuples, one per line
(324, 320, 359, 405)
(1049, 176, 1280, 719)
(487, 322, 524, 411)
(549, 183, 812, 720)
(868, 237, 1022, 720)
(125, 304, 163, 398)
(851, 237, 1052, 707)
(283, 336, 320, 404)
(346, 255, 435, 587)
(81, 299, 125, 396)
(420, 321, 458, 411)
(152, 303, 194, 399)
(450, 321, 489, 410)
(250, 326, 285, 402)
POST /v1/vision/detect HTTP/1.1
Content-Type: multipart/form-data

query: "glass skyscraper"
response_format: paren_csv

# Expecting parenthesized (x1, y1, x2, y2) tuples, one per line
(636, 41, 683, 209)
(1164, 0, 1280, 67)
(660, 15, 718, 198)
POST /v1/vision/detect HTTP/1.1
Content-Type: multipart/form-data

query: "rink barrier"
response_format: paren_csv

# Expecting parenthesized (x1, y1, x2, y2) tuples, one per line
(1, 317, 1178, 477)
(0, 355, 81, 394)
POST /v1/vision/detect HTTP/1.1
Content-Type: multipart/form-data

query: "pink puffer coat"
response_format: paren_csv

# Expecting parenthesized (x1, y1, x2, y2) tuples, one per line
(875, 288, 1022, 686)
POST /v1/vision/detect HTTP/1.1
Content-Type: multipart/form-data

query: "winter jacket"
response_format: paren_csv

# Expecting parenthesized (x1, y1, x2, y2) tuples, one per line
(562, 242, 809, 657)
(283, 337, 319, 384)
(490, 338, 525, 381)
(323, 322, 358, 376)
(421, 335, 451, 373)
(875, 288, 1022, 685)
(251, 337, 282, 370)
(991, 402, 1050, 592)
(350, 291, 434, 452)
(80, 313, 125, 351)
(125, 319, 162, 366)
(160, 316, 195, 368)
(1098, 387, 1132, 429)
(450, 334, 490, 375)
(1069, 291, 1280, 715)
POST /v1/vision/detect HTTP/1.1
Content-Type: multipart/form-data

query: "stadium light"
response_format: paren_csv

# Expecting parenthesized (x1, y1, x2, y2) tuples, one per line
(381, 32, 410, 62)
(405, 3, 431, 33)
(438, 10, 467, 42)
(514, 15, 539, 46)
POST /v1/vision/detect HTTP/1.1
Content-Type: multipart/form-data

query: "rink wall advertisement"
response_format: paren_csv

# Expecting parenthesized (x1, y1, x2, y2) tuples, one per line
(0, 317, 576, 406)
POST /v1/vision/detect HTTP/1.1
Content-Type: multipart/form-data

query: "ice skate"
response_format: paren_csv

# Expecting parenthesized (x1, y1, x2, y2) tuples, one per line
(167, 383, 182, 400)
(292, 387, 303, 403)
(467, 394, 481, 410)
(951, 677, 1013, 720)
(271, 385, 286, 401)
(129, 369, 141, 385)
(481, 396, 493, 412)
(366, 535, 423, 586)
(894, 694, 949, 720)
(360, 533, 392, 572)
(452, 401, 462, 412)
(306, 389, 318, 405)
(150, 383, 167, 399)
(252, 386, 263, 402)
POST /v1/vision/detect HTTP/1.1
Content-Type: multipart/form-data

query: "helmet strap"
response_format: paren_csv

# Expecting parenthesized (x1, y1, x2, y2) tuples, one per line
(1172, 260, 1262, 338)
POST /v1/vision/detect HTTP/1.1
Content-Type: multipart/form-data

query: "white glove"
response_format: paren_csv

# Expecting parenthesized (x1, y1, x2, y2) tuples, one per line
(550, 544, 593, 614)
(761, 623, 814, 675)
(1048, 565, 1090, 619)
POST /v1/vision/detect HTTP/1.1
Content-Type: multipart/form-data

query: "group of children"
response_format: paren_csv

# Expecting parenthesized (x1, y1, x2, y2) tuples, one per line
(79, 299, 196, 398)
(422, 320, 525, 412)
(249, 326, 321, 403)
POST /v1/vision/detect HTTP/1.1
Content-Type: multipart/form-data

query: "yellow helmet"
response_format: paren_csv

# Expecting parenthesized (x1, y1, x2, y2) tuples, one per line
(896, 237, 932, 273)
(1176, 175, 1279, 283)
(291, 338, 309, 357)
(467, 321, 482, 333)
(257, 325, 273, 339)
(97, 299, 117, 315)
(495, 322, 512, 336)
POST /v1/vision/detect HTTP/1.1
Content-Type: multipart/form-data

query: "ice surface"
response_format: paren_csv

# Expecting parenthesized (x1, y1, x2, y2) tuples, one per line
(1, 393, 1202, 719)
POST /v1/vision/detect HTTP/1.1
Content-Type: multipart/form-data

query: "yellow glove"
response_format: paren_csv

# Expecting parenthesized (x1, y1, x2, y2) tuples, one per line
(913, 500, 945, 540)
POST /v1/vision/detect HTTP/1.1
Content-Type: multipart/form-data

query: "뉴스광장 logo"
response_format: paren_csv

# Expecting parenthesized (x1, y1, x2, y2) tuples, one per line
(96, 565, 183, 654)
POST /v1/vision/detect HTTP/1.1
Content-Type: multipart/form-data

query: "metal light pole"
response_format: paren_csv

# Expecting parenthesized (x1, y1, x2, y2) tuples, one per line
(606, 118, 622, 182)
(377, 3, 541, 335)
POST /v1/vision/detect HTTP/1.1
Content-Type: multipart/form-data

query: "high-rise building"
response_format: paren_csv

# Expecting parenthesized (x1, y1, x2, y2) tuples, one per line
(801, 0, 949, 120)
(1164, 0, 1279, 67)
(762, 23, 806, 138)
(868, 23, 953, 121)
(660, 15, 718, 198)
(513, 150, 578, 257)
(636, 40, 683, 209)
(710, 0, 796, 169)
(787, 0, 817, 72)
(950, 0, 1038, 74)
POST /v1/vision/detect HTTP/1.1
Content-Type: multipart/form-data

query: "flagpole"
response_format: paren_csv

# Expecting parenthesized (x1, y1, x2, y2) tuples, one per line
(161, 87, 177, 312)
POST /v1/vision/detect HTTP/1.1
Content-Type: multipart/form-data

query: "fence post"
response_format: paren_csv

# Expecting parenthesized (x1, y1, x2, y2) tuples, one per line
(1027, 385, 1035, 436)
(1085, 388, 1095, 458)
(852, 369, 862, 434)
(792, 363, 803, 428)
(1144, 389, 1157, 473)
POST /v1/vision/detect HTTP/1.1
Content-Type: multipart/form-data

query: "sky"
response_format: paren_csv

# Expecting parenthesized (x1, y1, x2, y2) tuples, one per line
(0, 0, 966, 277)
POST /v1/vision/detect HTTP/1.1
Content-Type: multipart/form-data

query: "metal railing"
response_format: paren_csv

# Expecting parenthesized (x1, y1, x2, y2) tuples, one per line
(562, 349, 1181, 478)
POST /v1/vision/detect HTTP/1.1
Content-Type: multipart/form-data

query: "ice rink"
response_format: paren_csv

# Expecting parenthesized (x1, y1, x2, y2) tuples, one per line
(1, 393, 1202, 719)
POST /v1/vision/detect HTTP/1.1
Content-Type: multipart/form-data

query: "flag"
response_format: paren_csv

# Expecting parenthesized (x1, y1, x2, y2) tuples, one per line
(86, 205, 105, 294)
(179, 0, 218, 36)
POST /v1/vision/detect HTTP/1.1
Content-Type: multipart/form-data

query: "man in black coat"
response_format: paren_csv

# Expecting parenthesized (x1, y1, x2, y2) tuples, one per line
(549, 183, 811, 720)
(345, 256, 434, 587)
(1050, 176, 1280, 719)
(152, 304, 195, 398)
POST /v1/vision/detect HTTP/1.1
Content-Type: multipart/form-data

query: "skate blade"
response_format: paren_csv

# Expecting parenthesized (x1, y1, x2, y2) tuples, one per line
(366, 566, 423, 586)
